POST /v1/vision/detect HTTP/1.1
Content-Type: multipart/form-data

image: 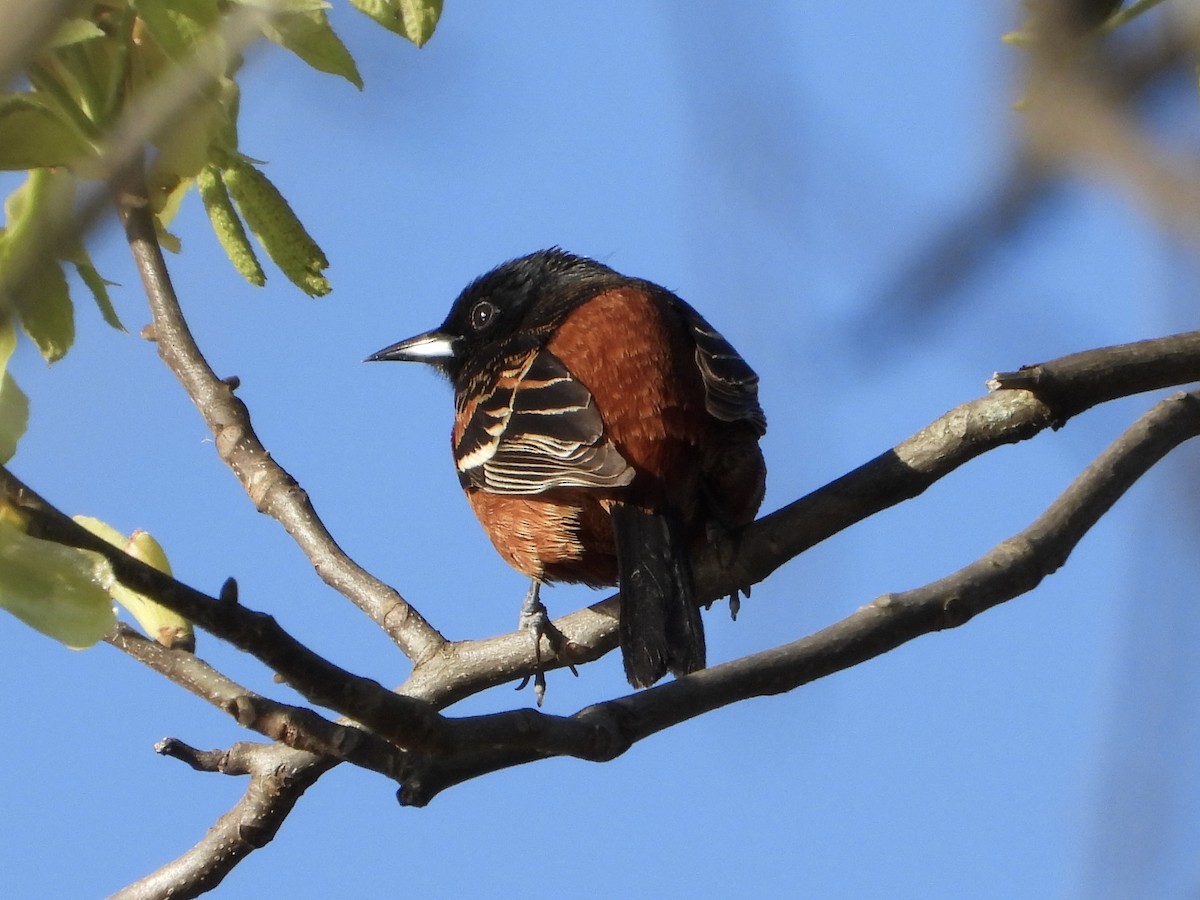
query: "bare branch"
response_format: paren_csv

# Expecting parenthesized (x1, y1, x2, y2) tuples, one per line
(989, 330, 1200, 420)
(154, 738, 229, 774)
(396, 388, 1200, 804)
(106, 624, 408, 781)
(114, 157, 445, 665)
(109, 744, 334, 900)
(402, 330, 1200, 704)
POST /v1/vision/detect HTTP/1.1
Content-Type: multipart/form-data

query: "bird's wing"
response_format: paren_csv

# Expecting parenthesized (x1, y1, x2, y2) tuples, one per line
(676, 301, 767, 436)
(455, 348, 634, 495)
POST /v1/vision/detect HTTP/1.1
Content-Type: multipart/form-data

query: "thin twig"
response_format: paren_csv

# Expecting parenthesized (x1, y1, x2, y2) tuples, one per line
(106, 623, 409, 781)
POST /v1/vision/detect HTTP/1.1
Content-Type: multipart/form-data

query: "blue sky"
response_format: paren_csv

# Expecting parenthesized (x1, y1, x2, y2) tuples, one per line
(4, 2, 1200, 897)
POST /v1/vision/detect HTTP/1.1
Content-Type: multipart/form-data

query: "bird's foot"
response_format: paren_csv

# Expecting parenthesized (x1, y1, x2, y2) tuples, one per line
(515, 581, 579, 706)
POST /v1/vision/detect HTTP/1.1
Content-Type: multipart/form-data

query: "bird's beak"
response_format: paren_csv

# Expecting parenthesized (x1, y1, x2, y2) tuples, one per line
(365, 329, 460, 364)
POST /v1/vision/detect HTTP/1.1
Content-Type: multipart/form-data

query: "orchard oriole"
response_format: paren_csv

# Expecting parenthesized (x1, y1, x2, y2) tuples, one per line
(368, 249, 766, 690)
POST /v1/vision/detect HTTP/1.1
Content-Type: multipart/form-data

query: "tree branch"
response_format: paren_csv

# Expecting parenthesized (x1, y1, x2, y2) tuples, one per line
(394, 388, 1200, 803)
(109, 743, 334, 900)
(0, 466, 449, 752)
(114, 174, 445, 666)
(402, 329, 1200, 704)
(113, 331, 1200, 894)
(105, 623, 409, 781)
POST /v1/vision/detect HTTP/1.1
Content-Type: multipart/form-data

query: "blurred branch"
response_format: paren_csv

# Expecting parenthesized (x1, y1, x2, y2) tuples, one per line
(863, 20, 1200, 336)
(0, 0, 80, 88)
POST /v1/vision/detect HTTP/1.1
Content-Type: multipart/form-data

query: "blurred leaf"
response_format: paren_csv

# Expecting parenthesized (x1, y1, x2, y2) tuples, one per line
(73, 517, 195, 651)
(0, 517, 115, 649)
(230, 0, 333, 11)
(0, 94, 95, 171)
(0, 373, 30, 465)
(198, 164, 265, 286)
(46, 18, 106, 49)
(14, 256, 74, 363)
(151, 91, 226, 181)
(130, 0, 221, 62)
(222, 159, 330, 296)
(0, 173, 77, 363)
(73, 261, 124, 331)
(350, 0, 441, 47)
(261, 9, 363, 88)
(0, 318, 28, 463)
(212, 77, 242, 154)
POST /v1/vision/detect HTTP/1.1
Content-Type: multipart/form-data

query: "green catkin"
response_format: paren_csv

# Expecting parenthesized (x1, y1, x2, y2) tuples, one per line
(197, 164, 265, 287)
(221, 159, 330, 297)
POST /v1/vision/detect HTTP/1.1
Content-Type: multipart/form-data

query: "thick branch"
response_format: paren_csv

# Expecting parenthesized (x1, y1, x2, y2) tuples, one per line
(989, 330, 1200, 421)
(403, 330, 1200, 703)
(114, 179, 444, 665)
(395, 388, 1200, 803)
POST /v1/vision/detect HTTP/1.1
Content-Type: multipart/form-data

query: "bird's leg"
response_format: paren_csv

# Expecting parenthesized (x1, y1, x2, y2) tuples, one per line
(515, 579, 578, 706)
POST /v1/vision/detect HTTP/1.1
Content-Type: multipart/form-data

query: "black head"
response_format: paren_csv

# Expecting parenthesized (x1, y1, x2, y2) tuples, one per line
(367, 249, 624, 386)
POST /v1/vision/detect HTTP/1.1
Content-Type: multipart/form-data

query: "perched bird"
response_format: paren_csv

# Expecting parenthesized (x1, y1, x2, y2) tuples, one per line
(368, 249, 766, 690)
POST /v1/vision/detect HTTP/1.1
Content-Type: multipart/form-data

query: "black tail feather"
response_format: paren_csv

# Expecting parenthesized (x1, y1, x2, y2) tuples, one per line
(611, 502, 706, 688)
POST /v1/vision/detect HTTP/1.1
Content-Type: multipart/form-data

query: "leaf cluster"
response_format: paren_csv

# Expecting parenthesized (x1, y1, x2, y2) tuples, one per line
(0, 0, 440, 650)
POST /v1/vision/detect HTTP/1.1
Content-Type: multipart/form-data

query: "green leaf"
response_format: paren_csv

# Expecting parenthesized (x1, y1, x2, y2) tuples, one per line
(0, 93, 95, 170)
(0, 318, 28, 463)
(14, 256, 74, 363)
(0, 373, 30, 465)
(0, 172, 79, 361)
(73, 261, 124, 331)
(261, 9, 363, 88)
(0, 517, 115, 649)
(350, 0, 442, 47)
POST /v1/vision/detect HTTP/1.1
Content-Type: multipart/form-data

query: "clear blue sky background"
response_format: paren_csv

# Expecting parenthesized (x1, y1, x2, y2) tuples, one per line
(4, 2, 1200, 897)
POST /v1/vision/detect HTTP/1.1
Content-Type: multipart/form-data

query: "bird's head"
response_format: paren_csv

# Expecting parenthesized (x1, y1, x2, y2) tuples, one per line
(366, 248, 622, 386)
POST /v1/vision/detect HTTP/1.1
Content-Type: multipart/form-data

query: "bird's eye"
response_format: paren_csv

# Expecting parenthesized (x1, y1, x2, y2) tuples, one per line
(470, 300, 497, 331)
